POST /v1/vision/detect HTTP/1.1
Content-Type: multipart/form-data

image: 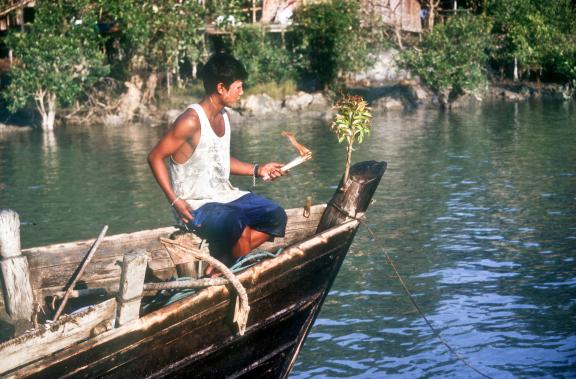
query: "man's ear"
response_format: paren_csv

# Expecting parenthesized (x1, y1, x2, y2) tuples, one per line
(216, 82, 226, 95)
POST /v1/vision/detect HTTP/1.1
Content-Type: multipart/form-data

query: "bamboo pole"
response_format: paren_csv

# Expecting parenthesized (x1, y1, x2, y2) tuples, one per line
(53, 225, 108, 321)
(0, 209, 34, 320)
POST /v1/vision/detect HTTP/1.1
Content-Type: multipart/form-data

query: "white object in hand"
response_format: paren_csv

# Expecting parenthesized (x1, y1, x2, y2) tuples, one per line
(262, 154, 311, 181)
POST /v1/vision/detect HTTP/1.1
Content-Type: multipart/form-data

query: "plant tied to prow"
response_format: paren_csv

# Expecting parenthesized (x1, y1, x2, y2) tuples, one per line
(330, 95, 372, 190)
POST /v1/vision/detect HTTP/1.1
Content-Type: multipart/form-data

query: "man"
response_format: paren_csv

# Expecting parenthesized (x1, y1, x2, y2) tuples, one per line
(148, 53, 287, 271)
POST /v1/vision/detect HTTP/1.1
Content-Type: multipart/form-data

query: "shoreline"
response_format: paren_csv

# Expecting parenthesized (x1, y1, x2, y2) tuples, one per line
(0, 79, 573, 131)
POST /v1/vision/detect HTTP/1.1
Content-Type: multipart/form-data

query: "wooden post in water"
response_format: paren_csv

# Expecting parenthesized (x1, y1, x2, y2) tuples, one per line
(316, 160, 387, 233)
(117, 249, 147, 327)
(0, 209, 34, 320)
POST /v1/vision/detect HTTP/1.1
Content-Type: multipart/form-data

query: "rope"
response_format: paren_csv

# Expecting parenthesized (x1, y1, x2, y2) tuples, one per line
(143, 248, 284, 315)
(327, 202, 493, 379)
(230, 248, 283, 272)
(160, 238, 250, 336)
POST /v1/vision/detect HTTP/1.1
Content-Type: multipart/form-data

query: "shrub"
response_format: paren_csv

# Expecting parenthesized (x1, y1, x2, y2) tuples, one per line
(230, 26, 296, 88)
(400, 14, 491, 106)
(292, 0, 369, 90)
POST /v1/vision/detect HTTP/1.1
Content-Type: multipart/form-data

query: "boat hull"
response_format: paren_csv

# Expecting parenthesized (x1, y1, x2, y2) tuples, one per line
(13, 221, 359, 379)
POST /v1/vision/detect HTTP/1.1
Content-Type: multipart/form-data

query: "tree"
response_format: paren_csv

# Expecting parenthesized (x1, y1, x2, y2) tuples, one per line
(230, 26, 296, 87)
(3, 0, 108, 130)
(145, 1, 205, 96)
(96, 0, 205, 100)
(401, 14, 491, 107)
(487, 0, 576, 82)
(293, 0, 369, 90)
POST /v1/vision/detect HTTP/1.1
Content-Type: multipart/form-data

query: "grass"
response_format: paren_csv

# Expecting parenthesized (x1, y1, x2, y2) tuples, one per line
(244, 80, 298, 100)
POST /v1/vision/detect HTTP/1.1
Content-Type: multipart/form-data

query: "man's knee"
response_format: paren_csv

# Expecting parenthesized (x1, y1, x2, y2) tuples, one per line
(269, 206, 287, 231)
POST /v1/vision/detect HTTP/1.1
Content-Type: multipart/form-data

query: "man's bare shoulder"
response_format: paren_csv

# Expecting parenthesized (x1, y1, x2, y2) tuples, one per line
(171, 108, 200, 136)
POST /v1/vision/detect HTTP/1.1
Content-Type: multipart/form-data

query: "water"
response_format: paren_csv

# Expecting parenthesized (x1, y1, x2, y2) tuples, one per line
(1, 99, 575, 378)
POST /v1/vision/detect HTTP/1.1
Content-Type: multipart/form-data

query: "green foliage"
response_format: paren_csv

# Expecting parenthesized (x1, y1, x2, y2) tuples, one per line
(4, 0, 108, 113)
(230, 26, 296, 87)
(330, 95, 372, 184)
(401, 14, 491, 102)
(147, 1, 206, 74)
(93, 0, 150, 78)
(331, 95, 372, 145)
(487, 0, 576, 81)
(96, 0, 205, 78)
(293, 0, 369, 89)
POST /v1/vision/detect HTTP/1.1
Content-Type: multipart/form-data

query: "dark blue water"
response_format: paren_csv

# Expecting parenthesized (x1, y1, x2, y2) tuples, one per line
(1, 99, 575, 378)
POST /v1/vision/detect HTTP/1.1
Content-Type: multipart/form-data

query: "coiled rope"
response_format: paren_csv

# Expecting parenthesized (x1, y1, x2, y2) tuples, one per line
(147, 240, 283, 335)
(160, 238, 251, 335)
(327, 201, 493, 379)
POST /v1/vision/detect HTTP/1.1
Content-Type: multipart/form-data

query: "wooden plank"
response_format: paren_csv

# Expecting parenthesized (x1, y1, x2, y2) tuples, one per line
(0, 209, 34, 320)
(23, 206, 325, 271)
(22, 205, 325, 295)
(0, 298, 116, 375)
(117, 250, 147, 326)
(23, 226, 177, 269)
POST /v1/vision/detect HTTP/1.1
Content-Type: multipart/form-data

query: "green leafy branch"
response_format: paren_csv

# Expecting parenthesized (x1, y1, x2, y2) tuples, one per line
(330, 95, 372, 188)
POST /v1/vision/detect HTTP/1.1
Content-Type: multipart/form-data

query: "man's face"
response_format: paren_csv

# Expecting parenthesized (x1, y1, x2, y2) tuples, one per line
(220, 80, 244, 107)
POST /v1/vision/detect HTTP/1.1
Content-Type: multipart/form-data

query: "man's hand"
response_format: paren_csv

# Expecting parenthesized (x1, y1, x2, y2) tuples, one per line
(173, 199, 194, 224)
(260, 162, 286, 181)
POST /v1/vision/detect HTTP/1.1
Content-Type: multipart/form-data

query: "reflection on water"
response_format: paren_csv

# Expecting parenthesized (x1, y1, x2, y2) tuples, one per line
(1, 99, 575, 377)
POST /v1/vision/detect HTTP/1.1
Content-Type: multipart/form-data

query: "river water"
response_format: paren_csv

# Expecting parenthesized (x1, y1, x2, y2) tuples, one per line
(0, 99, 575, 378)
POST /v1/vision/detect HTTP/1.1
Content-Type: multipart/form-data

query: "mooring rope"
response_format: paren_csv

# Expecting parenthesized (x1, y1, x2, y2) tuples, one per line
(327, 201, 493, 379)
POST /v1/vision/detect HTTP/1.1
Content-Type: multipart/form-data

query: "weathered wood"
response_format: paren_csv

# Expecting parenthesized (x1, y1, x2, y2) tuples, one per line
(2, 202, 374, 378)
(116, 249, 147, 327)
(53, 225, 108, 321)
(0, 209, 34, 320)
(6, 221, 358, 378)
(317, 161, 387, 233)
(0, 298, 116, 374)
(144, 278, 229, 290)
(18, 206, 326, 295)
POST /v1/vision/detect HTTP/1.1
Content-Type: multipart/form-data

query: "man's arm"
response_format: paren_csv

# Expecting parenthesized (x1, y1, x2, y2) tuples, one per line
(147, 113, 198, 223)
(230, 157, 285, 181)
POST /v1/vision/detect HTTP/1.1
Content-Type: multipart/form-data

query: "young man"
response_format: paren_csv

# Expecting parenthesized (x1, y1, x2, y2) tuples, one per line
(148, 53, 287, 270)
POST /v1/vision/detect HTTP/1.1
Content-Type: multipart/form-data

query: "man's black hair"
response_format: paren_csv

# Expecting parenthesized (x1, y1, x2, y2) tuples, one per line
(198, 53, 248, 94)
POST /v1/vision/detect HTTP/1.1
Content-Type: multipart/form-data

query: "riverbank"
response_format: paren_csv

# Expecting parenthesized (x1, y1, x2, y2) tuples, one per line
(1, 49, 574, 131)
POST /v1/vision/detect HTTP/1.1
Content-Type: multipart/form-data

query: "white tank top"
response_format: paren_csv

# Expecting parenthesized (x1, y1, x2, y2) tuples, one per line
(169, 104, 248, 210)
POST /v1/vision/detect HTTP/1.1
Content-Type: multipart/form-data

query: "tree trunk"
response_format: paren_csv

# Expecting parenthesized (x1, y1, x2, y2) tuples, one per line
(427, 0, 439, 31)
(394, 24, 404, 49)
(35, 90, 56, 131)
(142, 71, 158, 105)
(166, 68, 172, 97)
(192, 62, 197, 79)
(513, 57, 519, 81)
(46, 93, 56, 131)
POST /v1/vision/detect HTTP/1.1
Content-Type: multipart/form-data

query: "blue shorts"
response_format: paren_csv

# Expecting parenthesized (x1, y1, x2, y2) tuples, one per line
(185, 193, 287, 253)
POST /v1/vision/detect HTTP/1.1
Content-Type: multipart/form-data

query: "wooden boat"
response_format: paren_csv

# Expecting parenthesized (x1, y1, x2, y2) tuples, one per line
(0, 161, 386, 378)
